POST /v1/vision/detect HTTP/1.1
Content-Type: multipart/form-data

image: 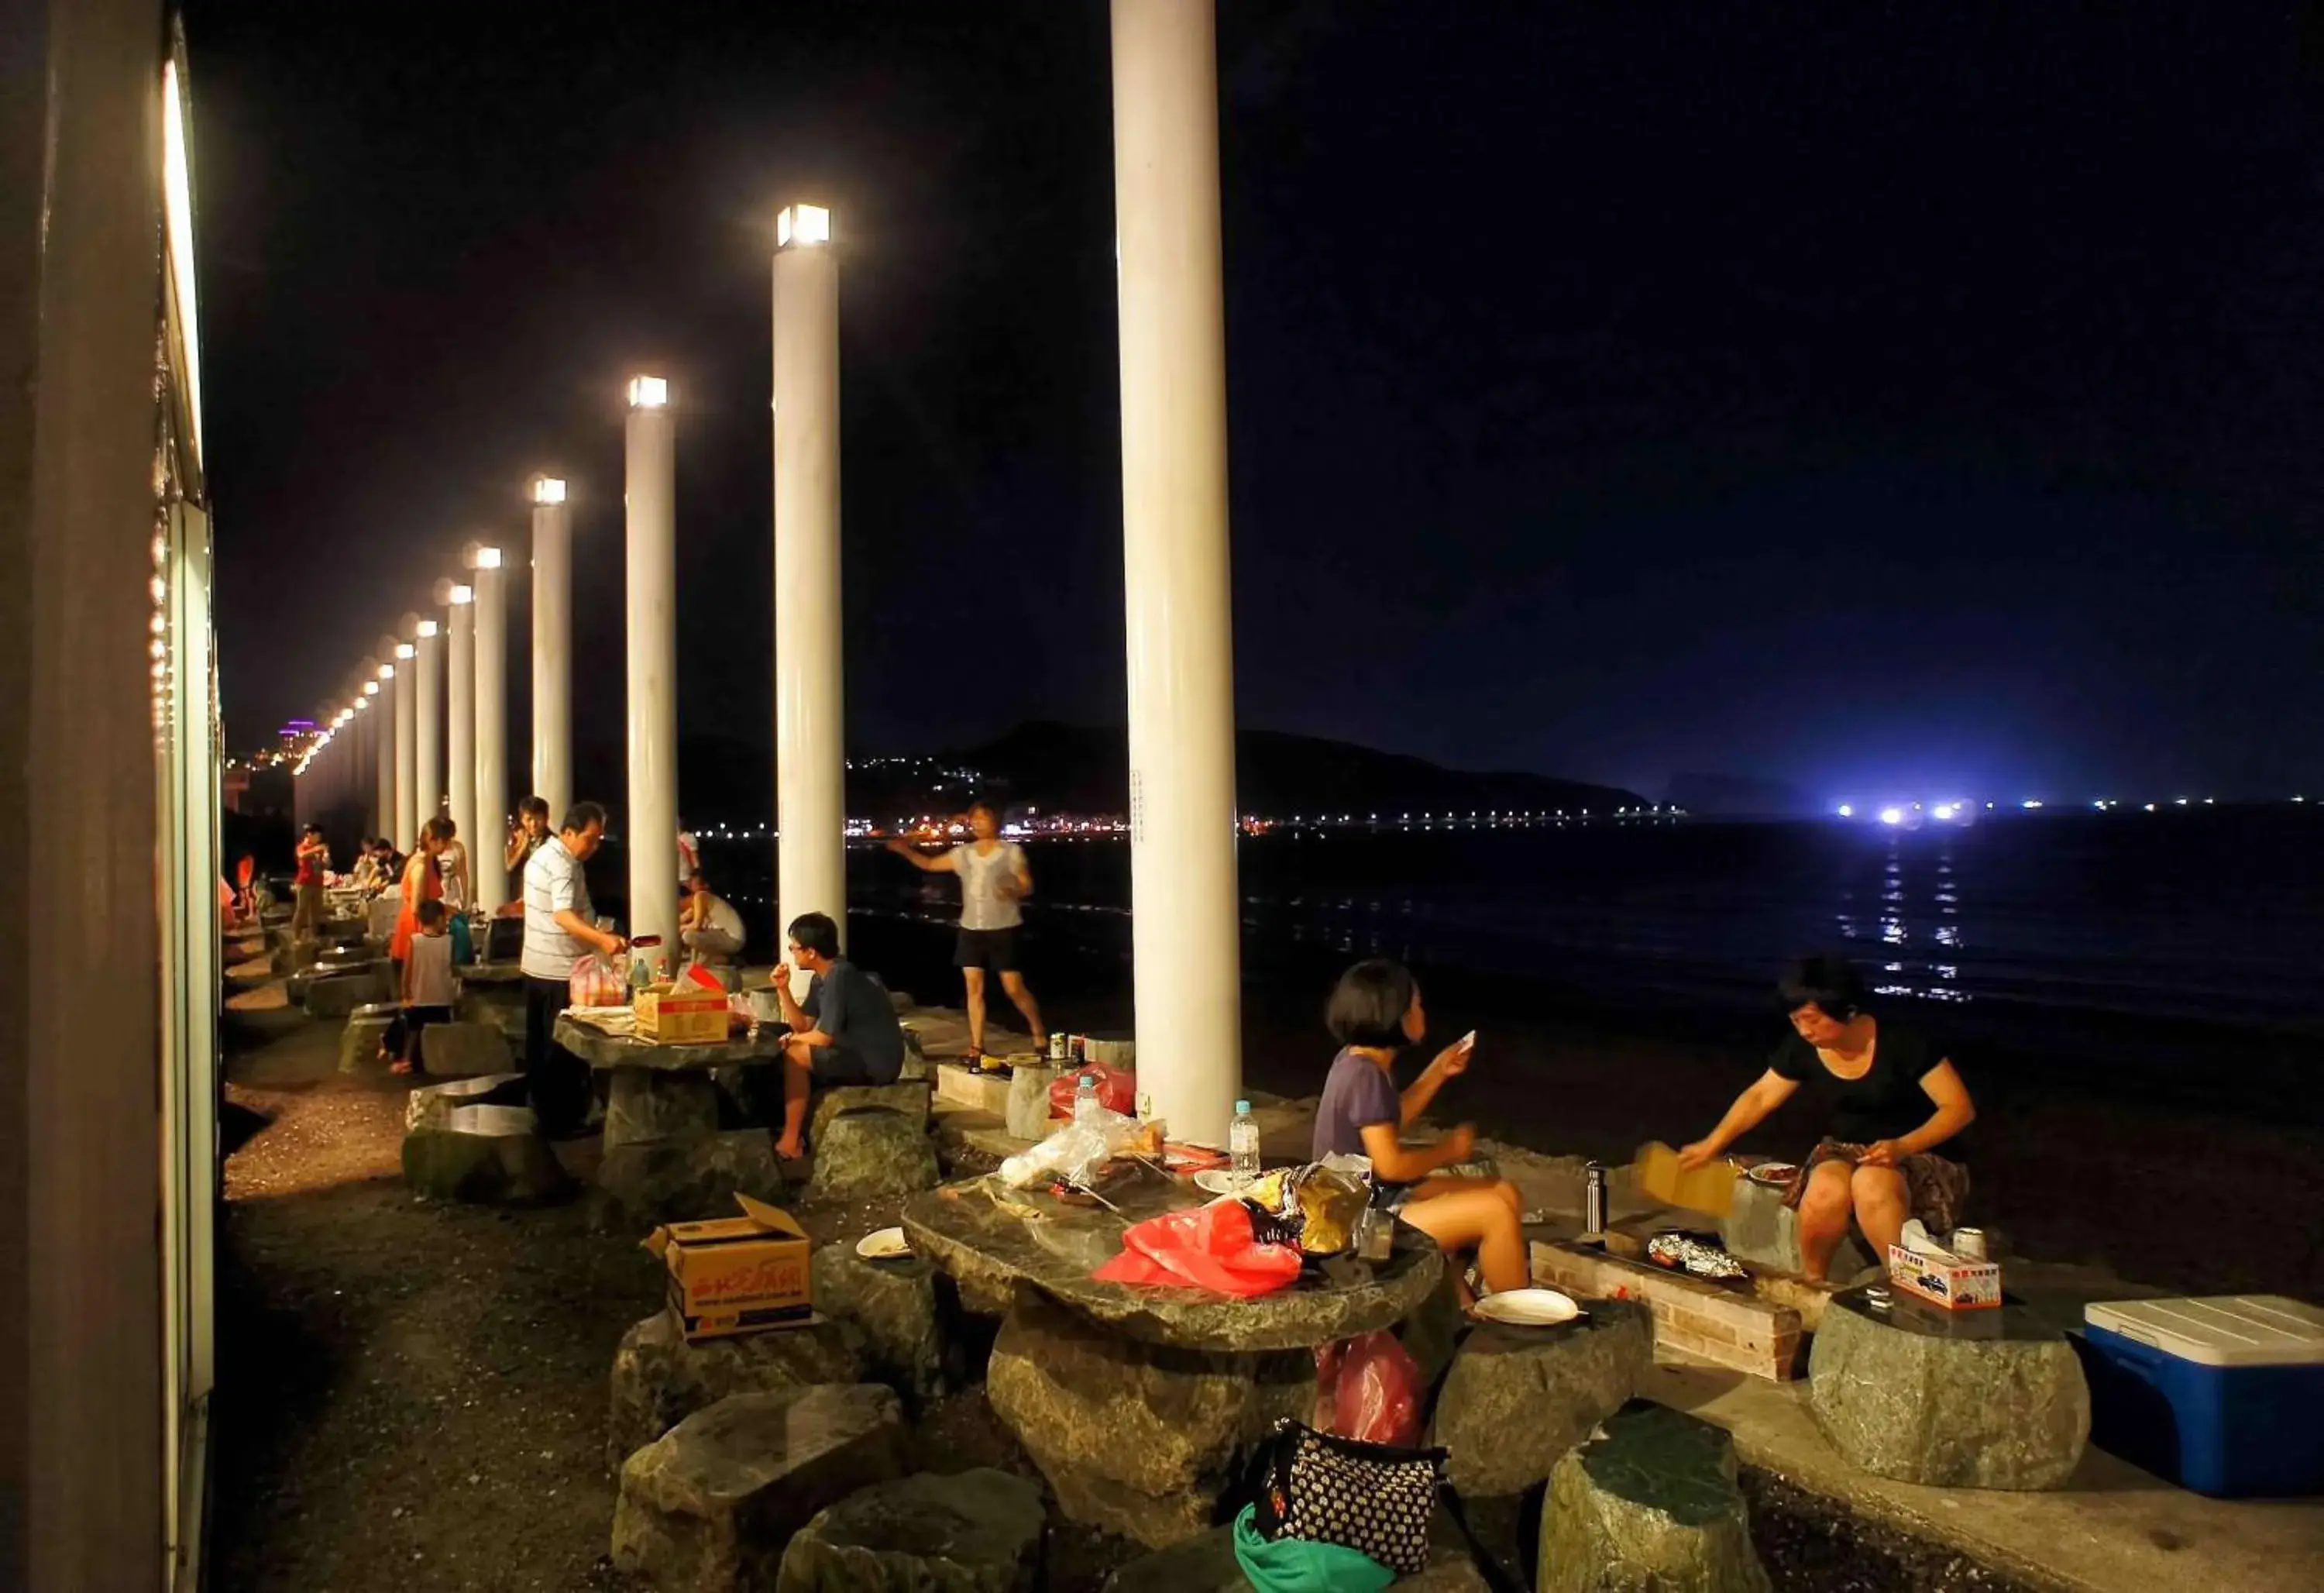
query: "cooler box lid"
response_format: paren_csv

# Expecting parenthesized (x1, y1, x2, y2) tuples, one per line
(2085, 1295, 2324, 1368)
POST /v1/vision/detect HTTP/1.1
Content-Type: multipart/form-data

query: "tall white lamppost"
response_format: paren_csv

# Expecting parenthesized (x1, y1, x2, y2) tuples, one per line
(1112, 0, 1242, 1147)
(442, 579, 476, 890)
(469, 540, 509, 913)
(412, 611, 443, 829)
(390, 632, 417, 850)
(356, 679, 380, 838)
(531, 475, 572, 823)
(367, 658, 390, 840)
(773, 201, 846, 968)
(625, 377, 679, 959)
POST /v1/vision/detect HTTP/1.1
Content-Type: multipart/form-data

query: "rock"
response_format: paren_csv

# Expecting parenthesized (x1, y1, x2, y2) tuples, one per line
(1538, 1402, 1771, 1593)
(606, 1068, 723, 1148)
(810, 1240, 944, 1402)
(809, 1081, 932, 1145)
(401, 1105, 572, 1203)
(269, 934, 318, 975)
(896, 1029, 931, 1082)
(1433, 1299, 1654, 1497)
(339, 1012, 398, 1075)
(404, 1072, 530, 1130)
(1004, 1065, 1061, 1141)
(1397, 1261, 1468, 1391)
(775, 1468, 1043, 1592)
(1719, 1175, 1871, 1280)
(607, 1309, 871, 1472)
(1102, 1529, 1487, 1591)
(1807, 1292, 2089, 1488)
(610, 1385, 909, 1591)
(416, 1019, 513, 1078)
(304, 972, 386, 1019)
(807, 1110, 940, 1203)
(597, 1130, 788, 1228)
(985, 1287, 1312, 1549)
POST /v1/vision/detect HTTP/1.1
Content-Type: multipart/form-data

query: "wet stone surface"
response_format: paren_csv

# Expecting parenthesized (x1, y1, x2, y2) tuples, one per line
(1433, 1297, 1655, 1497)
(604, 1309, 871, 1473)
(1539, 1400, 1772, 1593)
(808, 1110, 941, 1203)
(775, 1467, 1046, 1592)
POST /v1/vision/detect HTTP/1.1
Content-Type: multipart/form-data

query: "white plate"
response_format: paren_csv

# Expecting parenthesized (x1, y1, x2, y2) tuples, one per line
(1193, 1169, 1254, 1197)
(855, 1227, 911, 1261)
(1471, 1288, 1582, 1327)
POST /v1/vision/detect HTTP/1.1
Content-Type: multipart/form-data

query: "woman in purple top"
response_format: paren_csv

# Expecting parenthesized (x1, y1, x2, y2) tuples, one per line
(1314, 959, 1528, 1301)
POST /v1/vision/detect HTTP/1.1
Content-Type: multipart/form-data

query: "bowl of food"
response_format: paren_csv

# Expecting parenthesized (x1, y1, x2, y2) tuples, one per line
(1745, 1161, 1800, 1189)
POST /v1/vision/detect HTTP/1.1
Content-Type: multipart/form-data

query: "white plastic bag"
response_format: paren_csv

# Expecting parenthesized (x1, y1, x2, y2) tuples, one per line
(998, 1107, 1140, 1189)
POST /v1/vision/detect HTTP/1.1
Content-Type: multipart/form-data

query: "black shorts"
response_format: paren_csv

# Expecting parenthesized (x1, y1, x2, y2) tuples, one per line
(809, 1044, 892, 1086)
(954, 927, 1020, 973)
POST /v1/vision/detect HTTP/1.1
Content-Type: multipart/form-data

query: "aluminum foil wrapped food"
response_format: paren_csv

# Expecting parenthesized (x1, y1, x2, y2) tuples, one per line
(1239, 1163, 1370, 1256)
(1646, 1232, 1750, 1282)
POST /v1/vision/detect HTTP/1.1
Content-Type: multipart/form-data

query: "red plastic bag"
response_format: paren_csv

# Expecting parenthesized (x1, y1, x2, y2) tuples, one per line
(1092, 1197, 1301, 1297)
(1313, 1330, 1423, 1446)
(1049, 1061, 1137, 1120)
(569, 951, 627, 1008)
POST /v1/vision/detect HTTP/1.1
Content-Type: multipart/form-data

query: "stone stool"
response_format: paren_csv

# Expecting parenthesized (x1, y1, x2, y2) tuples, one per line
(417, 1019, 514, 1078)
(1432, 1297, 1654, 1497)
(606, 1309, 870, 1471)
(810, 1239, 946, 1403)
(1808, 1285, 2089, 1488)
(806, 1109, 940, 1203)
(339, 1003, 399, 1074)
(1538, 1401, 1771, 1593)
(809, 1080, 931, 1145)
(775, 1468, 1045, 1592)
(401, 1100, 570, 1204)
(610, 1385, 908, 1592)
(596, 1132, 788, 1230)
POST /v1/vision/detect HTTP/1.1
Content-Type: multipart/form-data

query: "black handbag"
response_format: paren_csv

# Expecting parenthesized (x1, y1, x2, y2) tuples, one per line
(1246, 1419, 1525, 1591)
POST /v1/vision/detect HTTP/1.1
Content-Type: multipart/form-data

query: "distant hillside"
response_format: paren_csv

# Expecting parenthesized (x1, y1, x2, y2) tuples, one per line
(950, 721, 1642, 817)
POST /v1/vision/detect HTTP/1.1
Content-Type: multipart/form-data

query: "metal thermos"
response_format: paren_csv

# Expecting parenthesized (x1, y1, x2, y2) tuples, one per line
(1951, 1227, 1989, 1261)
(1584, 1161, 1608, 1235)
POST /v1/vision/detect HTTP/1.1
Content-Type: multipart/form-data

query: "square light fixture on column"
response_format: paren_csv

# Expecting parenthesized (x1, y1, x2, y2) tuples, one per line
(627, 376, 669, 409)
(450, 584, 473, 605)
(533, 476, 566, 505)
(469, 545, 504, 570)
(380, 663, 396, 680)
(417, 619, 440, 638)
(395, 644, 414, 661)
(777, 204, 831, 249)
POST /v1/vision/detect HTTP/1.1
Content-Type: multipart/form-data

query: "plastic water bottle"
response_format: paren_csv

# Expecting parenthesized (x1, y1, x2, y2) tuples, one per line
(1073, 1073, 1099, 1126)
(1230, 1099, 1260, 1180)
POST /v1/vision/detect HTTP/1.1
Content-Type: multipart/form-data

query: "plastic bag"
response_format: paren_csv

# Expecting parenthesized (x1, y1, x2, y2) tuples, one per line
(1048, 1061, 1137, 1121)
(1313, 1330, 1423, 1446)
(997, 1107, 1141, 1189)
(1092, 1197, 1301, 1297)
(570, 950, 627, 1008)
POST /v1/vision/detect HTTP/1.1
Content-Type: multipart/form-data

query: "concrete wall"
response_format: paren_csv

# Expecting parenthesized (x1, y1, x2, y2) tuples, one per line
(0, 0, 172, 1587)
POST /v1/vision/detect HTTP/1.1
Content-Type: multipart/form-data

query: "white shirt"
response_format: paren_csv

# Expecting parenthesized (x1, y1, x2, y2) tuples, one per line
(437, 839, 469, 911)
(522, 836, 594, 980)
(951, 841, 1026, 931)
(406, 931, 459, 1007)
(692, 892, 744, 943)
(676, 831, 699, 884)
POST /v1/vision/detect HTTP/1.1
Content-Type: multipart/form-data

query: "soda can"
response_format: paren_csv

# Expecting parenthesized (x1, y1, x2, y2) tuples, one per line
(1047, 1031, 1067, 1062)
(1951, 1227, 1989, 1261)
(1584, 1161, 1608, 1236)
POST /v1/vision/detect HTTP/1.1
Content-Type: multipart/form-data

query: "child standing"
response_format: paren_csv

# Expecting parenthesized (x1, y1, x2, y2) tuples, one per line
(390, 897, 460, 1076)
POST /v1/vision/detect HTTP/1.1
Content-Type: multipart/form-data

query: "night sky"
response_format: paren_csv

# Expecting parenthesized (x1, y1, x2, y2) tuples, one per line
(191, 3, 2324, 804)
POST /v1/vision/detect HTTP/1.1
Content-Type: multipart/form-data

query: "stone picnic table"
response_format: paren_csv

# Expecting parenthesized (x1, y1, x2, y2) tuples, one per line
(901, 1163, 1445, 1546)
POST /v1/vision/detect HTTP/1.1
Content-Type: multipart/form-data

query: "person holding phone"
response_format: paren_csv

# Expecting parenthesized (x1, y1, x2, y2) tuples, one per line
(1313, 958, 1526, 1301)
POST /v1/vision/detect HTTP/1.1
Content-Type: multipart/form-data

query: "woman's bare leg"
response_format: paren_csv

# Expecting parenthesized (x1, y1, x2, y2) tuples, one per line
(998, 970, 1046, 1048)
(1849, 1165, 1911, 1261)
(1796, 1158, 1857, 1281)
(1401, 1177, 1528, 1295)
(961, 966, 988, 1054)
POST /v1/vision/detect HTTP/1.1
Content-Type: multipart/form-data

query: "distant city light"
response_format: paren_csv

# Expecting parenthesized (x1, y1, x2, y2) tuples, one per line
(1878, 807, 1905, 826)
(2175, 798, 2188, 806)
(2021, 800, 2044, 810)
(2144, 803, 2156, 812)
(1932, 803, 1957, 821)
(1837, 803, 1854, 818)
(628, 375, 669, 409)
(532, 477, 566, 505)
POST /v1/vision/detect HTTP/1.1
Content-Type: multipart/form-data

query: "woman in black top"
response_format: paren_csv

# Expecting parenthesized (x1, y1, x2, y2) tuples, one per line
(1678, 955, 1976, 1280)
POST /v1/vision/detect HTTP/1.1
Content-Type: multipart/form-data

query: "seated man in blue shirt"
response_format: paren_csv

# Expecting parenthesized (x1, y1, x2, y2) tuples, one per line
(768, 910, 906, 1159)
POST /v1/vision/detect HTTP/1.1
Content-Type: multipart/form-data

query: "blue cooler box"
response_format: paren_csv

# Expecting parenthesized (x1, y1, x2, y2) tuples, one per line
(2079, 1295, 2324, 1498)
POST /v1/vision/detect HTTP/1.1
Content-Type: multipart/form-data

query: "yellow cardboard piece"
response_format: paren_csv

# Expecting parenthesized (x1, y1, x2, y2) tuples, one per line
(1635, 1140, 1738, 1220)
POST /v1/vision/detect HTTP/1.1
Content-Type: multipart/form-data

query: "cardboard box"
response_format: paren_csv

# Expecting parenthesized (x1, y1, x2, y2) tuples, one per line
(633, 981, 731, 1044)
(1888, 1243, 2002, 1310)
(644, 1195, 814, 1340)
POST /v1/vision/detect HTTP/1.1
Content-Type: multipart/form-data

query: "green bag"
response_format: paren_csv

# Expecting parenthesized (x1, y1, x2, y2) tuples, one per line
(1231, 1505, 1394, 1593)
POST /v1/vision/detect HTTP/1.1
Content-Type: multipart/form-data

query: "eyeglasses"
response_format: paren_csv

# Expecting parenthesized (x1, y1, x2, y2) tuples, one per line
(786, 943, 803, 955)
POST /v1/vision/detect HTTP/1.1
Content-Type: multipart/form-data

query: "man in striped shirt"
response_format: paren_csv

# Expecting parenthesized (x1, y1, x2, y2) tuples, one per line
(522, 800, 627, 1135)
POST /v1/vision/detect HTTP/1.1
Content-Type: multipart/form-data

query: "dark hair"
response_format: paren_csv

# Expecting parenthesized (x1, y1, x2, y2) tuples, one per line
(966, 799, 999, 820)
(788, 911, 841, 959)
(687, 870, 708, 889)
(518, 795, 551, 821)
(1778, 954, 1868, 1022)
(425, 815, 456, 842)
(1326, 959, 1418, 1048)
(302, 823, 322, 838)
(416, 899, 447, 928)
(562, 800, 607, 835)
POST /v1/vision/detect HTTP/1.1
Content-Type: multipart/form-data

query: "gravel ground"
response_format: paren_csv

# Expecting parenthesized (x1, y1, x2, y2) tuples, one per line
(211, 993, 2036, 1593)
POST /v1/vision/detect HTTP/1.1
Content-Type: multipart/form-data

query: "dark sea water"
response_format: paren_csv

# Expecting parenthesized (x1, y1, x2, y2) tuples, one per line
(691, 806, 2322, 1092)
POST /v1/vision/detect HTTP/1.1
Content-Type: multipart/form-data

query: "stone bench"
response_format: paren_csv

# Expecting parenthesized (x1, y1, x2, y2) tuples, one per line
(810, 1240, 947, 1405)
(1538, 1401, 1771, 1593)
(610, 1385, 908, 1591)
(418, 1019, 514, 1078)
(401, 1100, 570, 1204)
(1808, 1285, 2089, 1489)
(596, 1132, 788, 1230)
(339, 1005, 399, 1074)
(1532, 1240, 1805, 1381)
(775, 1468, 1045, 1592)
(605, 1309, 870, 1473)
(806, 1107, 940, 1203)
(304, 967, 392, 1019)
(1432, 1297, 1654, 1497)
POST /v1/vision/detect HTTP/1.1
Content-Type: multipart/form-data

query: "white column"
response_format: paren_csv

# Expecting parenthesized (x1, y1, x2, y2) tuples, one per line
(530, 477, 572, 823)
(624, 377, 679, 957)
(1112, 0, 1242, 1148)
(470, 542, 509, 914)
(413, 613, 443, 830)
(366, 656, 390, 838)
(391, 635, 417, 849)
(772, 203, 847, 962)
(358, 678, 381, 838)
(444, 580, 476, 893)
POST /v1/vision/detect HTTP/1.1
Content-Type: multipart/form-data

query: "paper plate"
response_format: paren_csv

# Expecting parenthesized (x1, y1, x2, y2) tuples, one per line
(1471, 1288, 1582, 1327)
(1192, 1169, 1254, 1197)
(855, 1227, 911, 1261)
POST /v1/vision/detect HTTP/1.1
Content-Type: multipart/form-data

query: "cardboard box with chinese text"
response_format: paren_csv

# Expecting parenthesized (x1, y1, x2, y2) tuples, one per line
(1888, 1243, 2002, 1310)
(643, 1195, 813, 1340)
(633, 980, 731, 1044)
